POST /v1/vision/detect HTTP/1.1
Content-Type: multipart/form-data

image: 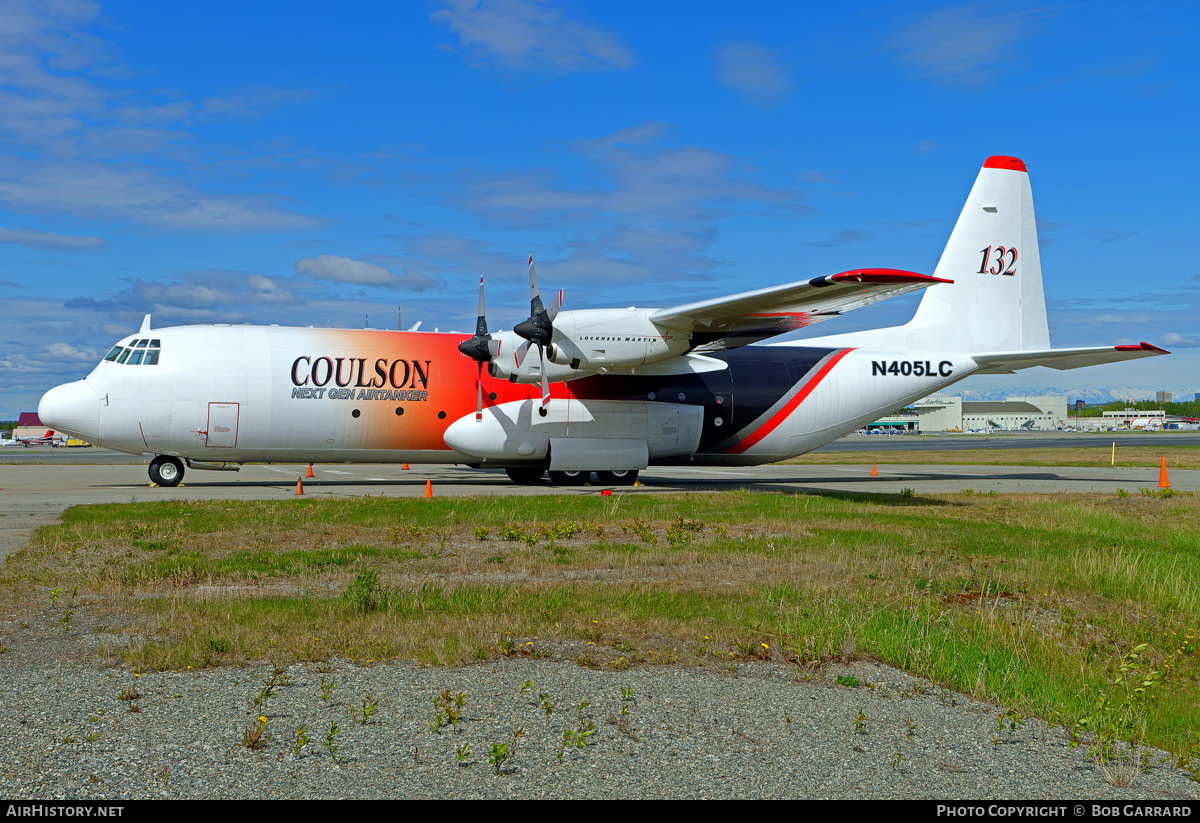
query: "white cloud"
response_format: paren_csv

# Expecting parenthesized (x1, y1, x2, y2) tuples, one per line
(1161, 332, 1200, 348)
(0, 226, 104, 250)
(295, 255, 440, 291)
(0, 158, 322, 232)
(888, 6, 1046, 87)
(462, 122, 800, 222)
(0, 3, 322, 233)
(715, 42, 792, 106)
(431, 0, 634, 73)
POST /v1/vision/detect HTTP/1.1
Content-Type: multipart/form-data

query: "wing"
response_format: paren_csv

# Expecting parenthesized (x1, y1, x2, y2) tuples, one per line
(971, 342, 1169, 374)
(649, 269, 951, 350)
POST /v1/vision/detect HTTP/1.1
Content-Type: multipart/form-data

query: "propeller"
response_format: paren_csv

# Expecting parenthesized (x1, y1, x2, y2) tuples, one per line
(512, 256, 562, 414)
(456, 277, 502, 420)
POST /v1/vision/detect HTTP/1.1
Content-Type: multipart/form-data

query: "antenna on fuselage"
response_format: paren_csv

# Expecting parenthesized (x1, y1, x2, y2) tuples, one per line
(364, 313, 369, 329)
(140, 314, 151, 333)
(397, 307, 401, 331)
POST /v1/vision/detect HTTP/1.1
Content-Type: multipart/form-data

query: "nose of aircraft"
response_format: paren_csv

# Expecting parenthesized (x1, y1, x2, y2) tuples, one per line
(38, 380, 101, 441)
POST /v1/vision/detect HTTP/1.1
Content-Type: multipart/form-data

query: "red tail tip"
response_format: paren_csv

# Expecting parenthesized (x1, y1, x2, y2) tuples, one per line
(983, 156, 1027, 172)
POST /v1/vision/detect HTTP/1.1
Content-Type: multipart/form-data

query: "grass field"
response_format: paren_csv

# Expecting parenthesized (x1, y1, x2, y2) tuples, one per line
(5, 489, 1198, 763)
(790, 444, 1200, 470)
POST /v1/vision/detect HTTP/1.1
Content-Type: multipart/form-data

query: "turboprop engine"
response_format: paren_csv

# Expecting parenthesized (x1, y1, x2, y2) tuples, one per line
(486, 308, 693, 380)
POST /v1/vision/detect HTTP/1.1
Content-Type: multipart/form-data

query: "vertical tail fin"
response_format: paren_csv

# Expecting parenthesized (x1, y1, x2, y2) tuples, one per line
(905, 156, 1050, 353)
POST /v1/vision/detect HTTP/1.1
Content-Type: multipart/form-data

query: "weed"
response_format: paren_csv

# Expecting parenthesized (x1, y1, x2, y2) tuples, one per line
(253, 682, 277, 708)
(61, 609, 74, 633)
(473, 527, 490, 541)
(620, 519, 657, 544)
(207, 638, 230, 654)
(906, 715, 916, 739)
(126, 702, 140, 713)
(899, 487, 915, 498)
(430, 690, 466, 731)
(350, 692, 379, 725)
(456, 742, 472, 766)
(293, 725, 310, 756)
(118, 686, 142, 702)
(538, 690, 555, 721)
(324, 722, 341, 762)
(554, 700, 596, 761)
(1117, 488, 1129, 499)
(837, 675, 860, 688)
(519, 681, 534, 693)
(344, 569, 385, 613)
(242, 716, 268, 751)
(1076, 644, 1163, 766)
(853, 709, 867, 735)
(489, 728, 524, 774)
(891, 748, 904, 770)
(319, 675, 335, 701)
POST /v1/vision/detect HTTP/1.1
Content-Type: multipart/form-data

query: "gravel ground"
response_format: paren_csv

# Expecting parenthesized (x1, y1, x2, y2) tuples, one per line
(1, 610, 1197, 800)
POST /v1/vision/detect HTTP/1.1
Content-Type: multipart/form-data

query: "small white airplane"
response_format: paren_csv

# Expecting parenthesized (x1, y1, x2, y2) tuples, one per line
(39, 156, 1167, 487)
(6, 429, 63, 447)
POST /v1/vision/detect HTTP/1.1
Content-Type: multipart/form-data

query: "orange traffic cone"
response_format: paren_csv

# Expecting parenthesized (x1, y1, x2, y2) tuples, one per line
(1158, 457, 1170, 488)
(871, 463, 878, 477)
(424, 479, 433, 498)
(402, 463, 409, 470)
(306, 464, 314, 478)
(295, 477, 304, 495)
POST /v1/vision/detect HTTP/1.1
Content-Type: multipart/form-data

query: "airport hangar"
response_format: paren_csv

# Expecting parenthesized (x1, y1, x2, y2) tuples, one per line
(868, 395, 1068, 432)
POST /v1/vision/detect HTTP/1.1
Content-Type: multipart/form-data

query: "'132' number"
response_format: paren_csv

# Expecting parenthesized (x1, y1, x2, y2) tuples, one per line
(978, 246, 1017, 276)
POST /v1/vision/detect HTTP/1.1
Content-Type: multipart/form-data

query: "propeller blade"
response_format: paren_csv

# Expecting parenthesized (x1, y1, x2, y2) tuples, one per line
(514, 339, 531, 368)
(528, 256, 543, 317)
(476, 362, 484, 421)
(538, 343, 550, 409)
(474, 276, 488, 338)
(546, 288, 563, 322)
(458, 276, 498, 363)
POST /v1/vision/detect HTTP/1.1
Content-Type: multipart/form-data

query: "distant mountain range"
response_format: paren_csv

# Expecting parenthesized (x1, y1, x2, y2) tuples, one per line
(946, 387, 1199, 404)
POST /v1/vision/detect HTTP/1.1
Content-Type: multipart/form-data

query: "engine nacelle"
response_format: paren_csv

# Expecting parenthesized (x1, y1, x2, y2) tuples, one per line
(443, 398, 704, 466)
(486, 309, 693, 384)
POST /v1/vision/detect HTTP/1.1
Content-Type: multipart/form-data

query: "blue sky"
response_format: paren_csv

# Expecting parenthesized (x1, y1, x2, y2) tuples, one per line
(2, 0, 1197, 417)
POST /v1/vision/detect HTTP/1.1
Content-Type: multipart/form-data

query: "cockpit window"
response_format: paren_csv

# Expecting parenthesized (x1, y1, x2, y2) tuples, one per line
(103, 338, 161, 366)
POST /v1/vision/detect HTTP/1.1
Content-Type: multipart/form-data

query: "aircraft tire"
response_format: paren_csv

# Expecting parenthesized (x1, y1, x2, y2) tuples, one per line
(149, 456, 185, 487)
(548, 470, 590, 486)
(596, 469, 638, 486)
(505, 467, 544, 485)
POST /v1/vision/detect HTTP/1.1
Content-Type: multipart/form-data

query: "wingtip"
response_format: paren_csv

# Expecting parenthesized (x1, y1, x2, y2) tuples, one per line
(1115, 341, 1170, 354)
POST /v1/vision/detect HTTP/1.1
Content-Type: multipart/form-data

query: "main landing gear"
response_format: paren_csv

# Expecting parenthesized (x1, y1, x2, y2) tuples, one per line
(504, 467, 639, 487)
(149, 455, 185, 487)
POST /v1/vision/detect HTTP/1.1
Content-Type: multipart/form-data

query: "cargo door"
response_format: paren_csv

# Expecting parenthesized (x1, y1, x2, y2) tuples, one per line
(206, 402, 239, 448)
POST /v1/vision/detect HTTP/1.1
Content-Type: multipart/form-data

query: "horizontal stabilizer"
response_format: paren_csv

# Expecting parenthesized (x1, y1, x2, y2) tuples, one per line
(971, 342, 1169, 374)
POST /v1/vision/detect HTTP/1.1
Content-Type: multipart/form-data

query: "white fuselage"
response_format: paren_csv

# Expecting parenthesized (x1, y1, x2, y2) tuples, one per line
(38, 323, 979, 470)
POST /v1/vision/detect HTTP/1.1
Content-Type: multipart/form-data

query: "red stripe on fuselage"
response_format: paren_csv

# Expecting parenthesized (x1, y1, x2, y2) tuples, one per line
(725, 348, 854, 455)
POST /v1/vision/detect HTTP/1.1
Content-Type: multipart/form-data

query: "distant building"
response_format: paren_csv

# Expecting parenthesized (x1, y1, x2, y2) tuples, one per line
(1074, 400, 1086, 412)
(880, 395, 1068, 432)
(14, 411, 48, 438)
(1157, 391, 1173, 404)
